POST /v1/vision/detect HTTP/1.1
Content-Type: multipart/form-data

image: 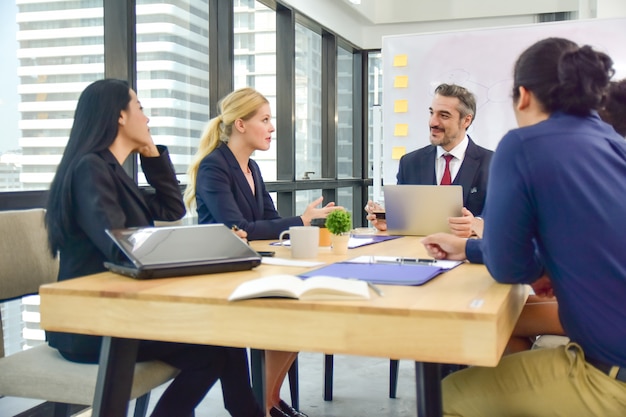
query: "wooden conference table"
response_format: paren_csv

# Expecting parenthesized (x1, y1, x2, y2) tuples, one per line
(39, 235, 527, 417)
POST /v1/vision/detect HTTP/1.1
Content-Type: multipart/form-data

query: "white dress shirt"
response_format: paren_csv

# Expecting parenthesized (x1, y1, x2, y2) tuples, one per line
(435, 135, 469, 185)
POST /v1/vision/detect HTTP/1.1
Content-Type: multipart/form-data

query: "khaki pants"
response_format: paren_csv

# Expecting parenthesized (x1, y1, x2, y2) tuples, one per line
(443, 343, 626, 417)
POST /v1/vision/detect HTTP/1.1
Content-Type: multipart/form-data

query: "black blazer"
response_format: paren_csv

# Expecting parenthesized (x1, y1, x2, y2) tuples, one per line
(47, 146, 185, 357)
(396, 137, 493, 215)
(195, 143, 302, 240)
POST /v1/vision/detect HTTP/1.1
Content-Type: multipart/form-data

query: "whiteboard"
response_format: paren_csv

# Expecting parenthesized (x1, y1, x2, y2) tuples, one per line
(381, 18, 626, 186)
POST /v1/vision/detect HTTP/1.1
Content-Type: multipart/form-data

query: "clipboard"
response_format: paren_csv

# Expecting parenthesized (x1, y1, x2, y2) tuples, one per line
(299, 257, 462, 286)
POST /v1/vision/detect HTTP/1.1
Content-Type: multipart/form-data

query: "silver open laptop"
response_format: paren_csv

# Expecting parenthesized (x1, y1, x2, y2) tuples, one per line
(104, 223, 262, 279)
(383, 185, 463, 236)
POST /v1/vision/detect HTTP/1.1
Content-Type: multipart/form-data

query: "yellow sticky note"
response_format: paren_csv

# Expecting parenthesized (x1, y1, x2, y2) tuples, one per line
(394, 75, 408, 88)
(392, 146, 406, 160)
(394, 124, 409, 136)
(394, 100, 408, 113)
(393, 54, 408, 67)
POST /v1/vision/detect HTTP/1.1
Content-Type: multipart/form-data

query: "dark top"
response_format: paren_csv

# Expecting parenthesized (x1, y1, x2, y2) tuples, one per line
(47, 146, 185, 356)
(396, 137, 493, 215)
(195, 143, 302, 240)
(481, 111, 626, 366)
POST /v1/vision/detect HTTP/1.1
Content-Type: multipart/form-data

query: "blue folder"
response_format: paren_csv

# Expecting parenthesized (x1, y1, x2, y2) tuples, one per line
(299, 262, 445, 286)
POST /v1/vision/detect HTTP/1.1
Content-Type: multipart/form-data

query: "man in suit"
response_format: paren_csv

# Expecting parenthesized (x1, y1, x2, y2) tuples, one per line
(366, 83, 493, 237)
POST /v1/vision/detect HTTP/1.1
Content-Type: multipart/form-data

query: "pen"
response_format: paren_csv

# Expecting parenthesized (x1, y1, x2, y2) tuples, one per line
(416, 258, 436, 264)
(394, 257, 436, 264)
(367, 281, 384, 297)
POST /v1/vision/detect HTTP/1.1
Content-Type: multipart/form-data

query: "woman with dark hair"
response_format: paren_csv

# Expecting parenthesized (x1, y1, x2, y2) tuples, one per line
(441, 38, 626, 416)
(600, 78, 626, 137)
(45, 79, 264, 417)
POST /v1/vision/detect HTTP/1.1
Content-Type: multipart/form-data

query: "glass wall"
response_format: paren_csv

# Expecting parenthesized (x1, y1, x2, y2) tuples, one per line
(234, 0, 277, 180)
(2, 0, 105, 191)
(2, 0, 369, 217)
(367, 51, 382, 203)
(0, 0, 371, 360)
(136, 0, 210, 185)
(337, 45, 354, 179)
(294, 22, 322, 182)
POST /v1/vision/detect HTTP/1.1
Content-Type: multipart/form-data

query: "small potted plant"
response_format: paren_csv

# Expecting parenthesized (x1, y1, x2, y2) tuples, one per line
(325, 209, 352, 254)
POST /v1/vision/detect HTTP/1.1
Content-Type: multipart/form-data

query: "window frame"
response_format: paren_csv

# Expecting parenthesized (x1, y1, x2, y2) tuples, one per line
(0, 0, 374, 226)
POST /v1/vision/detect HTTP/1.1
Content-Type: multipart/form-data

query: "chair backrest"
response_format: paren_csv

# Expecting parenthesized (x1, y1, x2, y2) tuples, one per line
(0, 209, 59, 358)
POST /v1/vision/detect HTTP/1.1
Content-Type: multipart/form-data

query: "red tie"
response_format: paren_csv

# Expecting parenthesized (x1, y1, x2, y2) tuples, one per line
(440, 154, 454, 185)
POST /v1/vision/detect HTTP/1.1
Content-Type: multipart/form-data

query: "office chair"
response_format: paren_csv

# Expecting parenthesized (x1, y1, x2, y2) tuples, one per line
(0, 209, 179, 417)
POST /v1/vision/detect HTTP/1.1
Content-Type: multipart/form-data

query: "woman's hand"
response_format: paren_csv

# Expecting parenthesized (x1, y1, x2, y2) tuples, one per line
(300, 196, 344, 225)
(137, 143, 160, 158)
(233, 228, 248, 243)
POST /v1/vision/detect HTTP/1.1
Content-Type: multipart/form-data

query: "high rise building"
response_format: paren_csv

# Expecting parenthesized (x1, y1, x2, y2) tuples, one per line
(15, 0, 328, 192)
(15, 0, 211, 189)
(16, 0, 105, 190)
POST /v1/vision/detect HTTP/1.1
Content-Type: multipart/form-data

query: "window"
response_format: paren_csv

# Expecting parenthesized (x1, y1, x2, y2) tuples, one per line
(295, 23, 322, 181)
(136, 0, 210, 185)
(234, 1, 277, 180)
(337, 45, 354, 179)
(1, 0, 104, 191)
(367, 52, 382, 202)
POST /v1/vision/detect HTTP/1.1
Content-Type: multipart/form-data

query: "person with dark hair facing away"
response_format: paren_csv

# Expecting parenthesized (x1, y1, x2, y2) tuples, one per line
(422, 76, 626, 354)
(45, 79, 264, 417)
(599, 78, 626, 137)
(440, 38, 626, 416)
(365, 83, 492, 238)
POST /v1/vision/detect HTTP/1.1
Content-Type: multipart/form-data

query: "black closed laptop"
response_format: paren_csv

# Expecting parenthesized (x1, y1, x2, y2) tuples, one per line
(104, 223, 262, 279)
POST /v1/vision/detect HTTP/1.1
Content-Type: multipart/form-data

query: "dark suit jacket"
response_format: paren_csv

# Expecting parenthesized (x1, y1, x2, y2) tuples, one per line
(396, 137, 493, 215)
(47, 146, 185, 357)
(196, 143, 302, 240)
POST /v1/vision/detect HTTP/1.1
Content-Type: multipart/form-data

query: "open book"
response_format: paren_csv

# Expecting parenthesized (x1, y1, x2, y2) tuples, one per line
(228, 274, 371, 301)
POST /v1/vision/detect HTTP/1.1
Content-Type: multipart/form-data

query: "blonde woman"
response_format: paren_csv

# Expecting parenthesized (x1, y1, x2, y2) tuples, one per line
(185, 87, 342, 417)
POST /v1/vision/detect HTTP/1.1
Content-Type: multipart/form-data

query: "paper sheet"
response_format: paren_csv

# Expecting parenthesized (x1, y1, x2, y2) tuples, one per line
(394, 123, 408, 136)
(393, 75, 408, 88)
(261, 257, 325, 268)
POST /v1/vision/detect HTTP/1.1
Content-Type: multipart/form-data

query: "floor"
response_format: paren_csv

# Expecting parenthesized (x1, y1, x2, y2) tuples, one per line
(1, 352, 420, 417)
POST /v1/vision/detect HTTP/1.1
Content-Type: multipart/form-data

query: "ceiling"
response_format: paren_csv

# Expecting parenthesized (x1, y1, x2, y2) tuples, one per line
(340, 0, 581, 25)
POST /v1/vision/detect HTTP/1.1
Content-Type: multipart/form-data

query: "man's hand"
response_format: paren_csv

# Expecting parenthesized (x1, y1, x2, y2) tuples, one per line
(471, 216, 484, 238)
(448, 207, 474, 237)
(421, 232, 468, 261)
(364, 200, 387, 231)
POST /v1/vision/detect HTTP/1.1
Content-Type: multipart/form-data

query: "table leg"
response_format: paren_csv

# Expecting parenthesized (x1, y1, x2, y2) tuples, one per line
(415, 362, 442, 417)
(250, 348, 267, 411)
(92, 336, 139, 417)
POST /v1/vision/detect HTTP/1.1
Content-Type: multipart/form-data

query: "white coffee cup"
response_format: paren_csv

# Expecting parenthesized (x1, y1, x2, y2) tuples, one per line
(278, 226, 319, 259)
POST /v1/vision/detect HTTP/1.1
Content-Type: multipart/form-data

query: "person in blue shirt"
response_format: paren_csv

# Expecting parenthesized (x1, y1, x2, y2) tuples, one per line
(430, 37, 626, 416)
(422, 76, 626, 354)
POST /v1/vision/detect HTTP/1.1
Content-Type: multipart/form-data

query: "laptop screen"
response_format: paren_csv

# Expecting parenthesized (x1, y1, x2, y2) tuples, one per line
(106, 224, 259, 267)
